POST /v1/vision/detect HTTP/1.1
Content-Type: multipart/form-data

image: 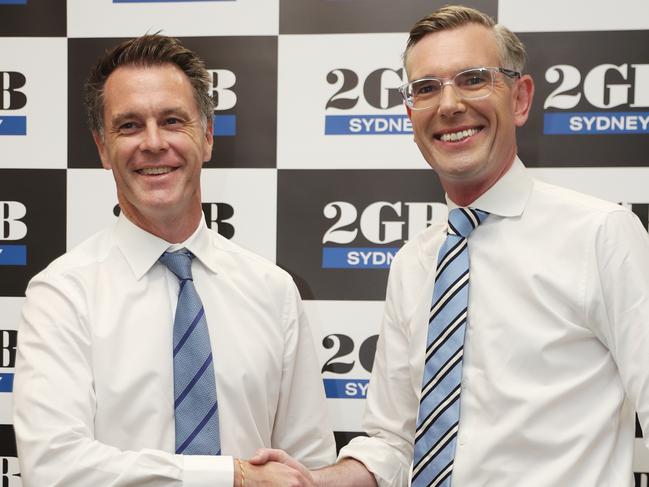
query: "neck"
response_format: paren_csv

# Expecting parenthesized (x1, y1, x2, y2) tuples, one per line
(119, 200, 202, 243)
(444, 152, 516, 207)
(446, 184, 486, 207)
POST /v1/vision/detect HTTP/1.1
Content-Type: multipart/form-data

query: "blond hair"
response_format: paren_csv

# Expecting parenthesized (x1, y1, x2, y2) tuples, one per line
(403, 5, 526, 73)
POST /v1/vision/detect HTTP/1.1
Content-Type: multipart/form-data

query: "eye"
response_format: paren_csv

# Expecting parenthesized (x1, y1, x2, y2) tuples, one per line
(467, 75, 485, 85)
(456, 70, 489, 88)
(118, 121, 138, 134)
(413, 80, 440, 96)
(163, 116, 188, 128)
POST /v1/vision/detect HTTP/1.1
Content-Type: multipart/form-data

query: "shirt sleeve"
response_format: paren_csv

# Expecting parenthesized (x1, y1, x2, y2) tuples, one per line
(269, 279, 337, 468)
(589, 209, 649, 447)
(338, 257, 418, 487)
(13, 272, 233, 487)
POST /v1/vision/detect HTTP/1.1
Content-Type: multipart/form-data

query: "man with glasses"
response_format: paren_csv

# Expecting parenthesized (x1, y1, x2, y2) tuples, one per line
(251, 5, 649, 487)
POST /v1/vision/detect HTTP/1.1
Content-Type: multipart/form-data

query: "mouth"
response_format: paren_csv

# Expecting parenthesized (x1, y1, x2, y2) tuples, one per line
(137, 166, 177, 176)
(435, 127, 482, 143)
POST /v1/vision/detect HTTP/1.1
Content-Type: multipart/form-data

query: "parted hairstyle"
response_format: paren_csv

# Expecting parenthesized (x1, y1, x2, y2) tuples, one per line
(84, 34, 213, 137)
(403, 5, 527, 74)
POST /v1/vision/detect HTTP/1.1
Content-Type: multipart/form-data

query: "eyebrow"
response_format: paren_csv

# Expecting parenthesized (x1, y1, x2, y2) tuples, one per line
(110, 107, 193, 128)
(414, 66, 483, 79)
(110, 112, 137, 128)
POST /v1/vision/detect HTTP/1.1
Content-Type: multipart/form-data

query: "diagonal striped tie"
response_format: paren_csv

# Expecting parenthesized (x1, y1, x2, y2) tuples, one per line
(411, 207, 488, 487)
(159, 249, 221, 455)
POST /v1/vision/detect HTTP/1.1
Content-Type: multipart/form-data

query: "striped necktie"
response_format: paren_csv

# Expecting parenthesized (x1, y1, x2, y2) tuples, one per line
(159, 249, 221, 455)
(411, 207, 488, 486)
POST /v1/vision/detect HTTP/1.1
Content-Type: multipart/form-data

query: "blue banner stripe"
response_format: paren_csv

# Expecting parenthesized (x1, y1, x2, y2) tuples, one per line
(0, 245, 27, 266)
(0, 0, 27, 4)
(0, 374, 14, 393)
(213, 114, 236, 136)
(325, 115, 412, 135)
(322, 247, 398, 269)
(544, 112, 649, 135)
(0, 116, 27, 136)
(323, 379, 369, 399)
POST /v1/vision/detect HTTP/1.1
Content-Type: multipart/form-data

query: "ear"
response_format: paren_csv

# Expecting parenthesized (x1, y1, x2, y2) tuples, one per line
(92, 131, 112, 170)
(202, 116, 214, 163)
(512, 74, 534, 127)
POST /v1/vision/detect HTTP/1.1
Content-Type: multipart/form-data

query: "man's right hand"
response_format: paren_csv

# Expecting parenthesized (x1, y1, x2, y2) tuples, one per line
(247, 449, 378, 487)
(235, 455, 315, 487)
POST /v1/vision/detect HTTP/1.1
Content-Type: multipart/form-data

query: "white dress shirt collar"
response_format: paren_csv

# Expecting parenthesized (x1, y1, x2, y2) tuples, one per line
(446, 156, 533, 217)
(115, 214, 219, 280)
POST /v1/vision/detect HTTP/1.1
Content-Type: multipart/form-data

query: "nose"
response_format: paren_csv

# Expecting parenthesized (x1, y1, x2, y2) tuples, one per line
(139, 121, 169, 153)
(436, 83, 465, 118)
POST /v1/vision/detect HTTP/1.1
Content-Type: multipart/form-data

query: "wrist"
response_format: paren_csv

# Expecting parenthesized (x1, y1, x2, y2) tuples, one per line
(233, 458, 246, 487)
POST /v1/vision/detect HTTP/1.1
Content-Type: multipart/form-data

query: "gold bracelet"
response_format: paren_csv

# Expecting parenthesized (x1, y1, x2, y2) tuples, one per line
(237, 458, 245, 487)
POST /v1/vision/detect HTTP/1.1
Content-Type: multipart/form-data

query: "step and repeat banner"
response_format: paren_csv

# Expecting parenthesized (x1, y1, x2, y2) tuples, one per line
(2, 0, 649, 484)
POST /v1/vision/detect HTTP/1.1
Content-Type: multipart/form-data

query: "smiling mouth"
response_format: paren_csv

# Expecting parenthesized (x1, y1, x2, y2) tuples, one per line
(436, 127, 482, 143)
(137, 166, 176, 175)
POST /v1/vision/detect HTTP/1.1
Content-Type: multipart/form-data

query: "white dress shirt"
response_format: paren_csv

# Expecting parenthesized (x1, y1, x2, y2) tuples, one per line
(339, 158, 649, 487)
(14, 214, 335, 487)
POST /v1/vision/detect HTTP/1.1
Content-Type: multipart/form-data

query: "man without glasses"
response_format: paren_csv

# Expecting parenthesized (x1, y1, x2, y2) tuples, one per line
(252, 5, 649, 486)
(13, 34, 335, 487)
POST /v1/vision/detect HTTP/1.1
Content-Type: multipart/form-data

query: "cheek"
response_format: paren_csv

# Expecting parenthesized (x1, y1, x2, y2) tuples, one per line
(410, 116, 429, 140)
(412, 111, 437, 135)
(493, 109, 517, 141)
(410, 111, 429, 128)
(112, 139, 137, 158)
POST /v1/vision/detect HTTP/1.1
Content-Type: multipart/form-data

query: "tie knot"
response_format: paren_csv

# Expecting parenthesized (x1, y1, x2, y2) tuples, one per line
(159, 249, 194, 281)
(447, 207, 488, 238)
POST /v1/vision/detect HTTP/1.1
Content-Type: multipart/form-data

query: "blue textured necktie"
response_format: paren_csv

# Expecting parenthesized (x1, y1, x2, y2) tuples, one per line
(159, 249, 221, 455)
(411, 208, 488, 486)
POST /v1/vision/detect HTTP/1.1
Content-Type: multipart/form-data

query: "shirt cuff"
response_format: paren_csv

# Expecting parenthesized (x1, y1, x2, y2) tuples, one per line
(181, 454, 234, 487)
(338, 437, 406, 487)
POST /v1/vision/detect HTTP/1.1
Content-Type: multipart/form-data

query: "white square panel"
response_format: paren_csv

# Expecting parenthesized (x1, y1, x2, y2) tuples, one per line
(0, 38, 67, 169)
(499, 0, 649, 32)
(0, 297, 23, 424)
(277, 34, 427, 169)
(200, 168, 277, 262)
(635, 438, 649, 474)
(303, 300, 384, 432)
(66, 169, 120, 250)
(67, 0, 279, 38)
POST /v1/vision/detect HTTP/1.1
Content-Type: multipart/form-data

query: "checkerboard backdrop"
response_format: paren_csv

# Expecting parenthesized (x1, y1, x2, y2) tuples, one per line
(2, 0, 649, 484)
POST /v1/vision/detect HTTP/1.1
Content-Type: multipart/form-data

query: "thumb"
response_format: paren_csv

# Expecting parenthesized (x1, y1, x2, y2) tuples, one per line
(248, 448, 279, 465)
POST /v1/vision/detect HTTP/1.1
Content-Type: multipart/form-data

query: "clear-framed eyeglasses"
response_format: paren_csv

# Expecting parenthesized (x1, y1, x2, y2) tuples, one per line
(398, 67, 521, 111)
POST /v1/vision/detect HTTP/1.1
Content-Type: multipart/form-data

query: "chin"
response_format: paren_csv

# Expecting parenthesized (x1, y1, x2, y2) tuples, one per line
(436, 161, 481, 177)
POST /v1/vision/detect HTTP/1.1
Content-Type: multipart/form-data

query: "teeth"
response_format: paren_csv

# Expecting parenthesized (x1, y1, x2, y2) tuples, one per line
(440, 128, 479, 142)
(139, 167, 173, 175)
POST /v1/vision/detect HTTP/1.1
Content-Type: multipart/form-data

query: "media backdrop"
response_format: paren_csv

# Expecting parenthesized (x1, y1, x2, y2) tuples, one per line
(2, 0, 649, 485)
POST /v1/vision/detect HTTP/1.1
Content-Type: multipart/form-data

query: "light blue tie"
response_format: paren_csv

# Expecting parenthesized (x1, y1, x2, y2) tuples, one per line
(411, 208, 488, 487)
(159, 249, 221, 455)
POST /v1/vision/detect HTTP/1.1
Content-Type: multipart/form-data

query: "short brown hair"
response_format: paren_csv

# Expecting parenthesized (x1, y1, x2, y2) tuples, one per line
(403, 5, 526, 74)
(84, 34, 213, 136)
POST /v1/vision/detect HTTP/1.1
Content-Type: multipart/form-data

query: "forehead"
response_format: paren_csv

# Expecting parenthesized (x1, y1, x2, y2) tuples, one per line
(102, 63, 195, 114)
(406, 23, 501, 79)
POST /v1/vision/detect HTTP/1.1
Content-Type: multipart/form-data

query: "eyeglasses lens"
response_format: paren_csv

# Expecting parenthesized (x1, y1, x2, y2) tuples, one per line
(407, 68, 495, 110)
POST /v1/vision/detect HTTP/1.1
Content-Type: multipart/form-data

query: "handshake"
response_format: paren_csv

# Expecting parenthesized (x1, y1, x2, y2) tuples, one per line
(235, 450, 375, 487)
(236, 449, 315, 487)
